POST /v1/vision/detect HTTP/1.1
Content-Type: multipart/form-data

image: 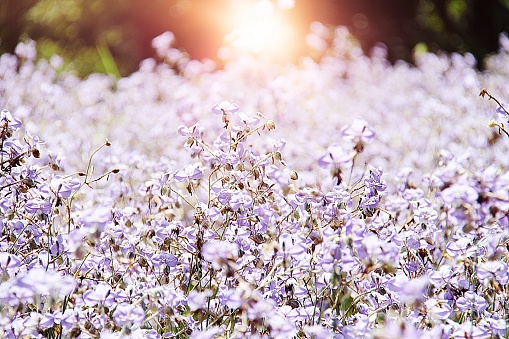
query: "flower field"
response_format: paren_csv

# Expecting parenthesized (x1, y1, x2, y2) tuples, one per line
(1, 27, 509, 338)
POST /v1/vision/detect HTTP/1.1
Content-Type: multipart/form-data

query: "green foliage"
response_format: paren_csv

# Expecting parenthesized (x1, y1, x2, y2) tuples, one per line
(16, 0, 142, 77)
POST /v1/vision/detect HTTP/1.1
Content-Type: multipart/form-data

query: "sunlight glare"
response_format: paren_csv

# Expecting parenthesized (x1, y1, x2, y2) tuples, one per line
(223, 0, 299, 61)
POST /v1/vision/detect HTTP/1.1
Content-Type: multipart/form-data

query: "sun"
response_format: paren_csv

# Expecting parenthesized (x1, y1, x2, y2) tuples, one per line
(222, 0, 300, 62)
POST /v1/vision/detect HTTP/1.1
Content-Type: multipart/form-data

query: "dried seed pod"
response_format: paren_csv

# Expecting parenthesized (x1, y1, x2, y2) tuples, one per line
(138, 256, 149, 267)
(250, 233, 265, 244)
(286, 299, 300, 309)
(290, 170, 298, 180)
(31, 148, 40, 158)
(265, 120, 276, 130)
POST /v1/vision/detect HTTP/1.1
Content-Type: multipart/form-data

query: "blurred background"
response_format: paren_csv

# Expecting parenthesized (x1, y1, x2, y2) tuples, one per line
(1, 0, 508, 77)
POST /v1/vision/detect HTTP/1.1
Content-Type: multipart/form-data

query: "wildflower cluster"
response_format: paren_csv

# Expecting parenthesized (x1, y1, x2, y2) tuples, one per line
(0, 28, 509, 338)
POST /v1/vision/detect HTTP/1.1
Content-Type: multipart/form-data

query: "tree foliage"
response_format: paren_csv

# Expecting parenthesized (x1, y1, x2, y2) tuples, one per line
(1, 0, 508, 76)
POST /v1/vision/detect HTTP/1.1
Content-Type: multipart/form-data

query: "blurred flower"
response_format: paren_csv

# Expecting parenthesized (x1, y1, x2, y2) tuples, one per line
(441, 184, 478, 205)
(212, 100, 239, 115)
(152, 32, 176, 57)
(113, 303, 145, 326)
(341, 118, 375, 149)
(451, 321, 489, 339)
(190, 327, 223, 339)
(373, 320, 423, 339)
(14, 40, 36, 61)
(80, 206, 112, 233)
(400, 276, 429, 302)
(187, 290, 212, 311)
(477, 260, 509, 285)
(318, 143, 354, 169)
(425, 298, 452, 319)
(277, 0, 295, 9)
(202, 240, 238, 270)
(218, 287, 244, 309)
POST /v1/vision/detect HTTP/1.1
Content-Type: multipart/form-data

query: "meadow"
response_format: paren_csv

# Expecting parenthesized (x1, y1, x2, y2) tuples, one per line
(1, 27, 509, 338)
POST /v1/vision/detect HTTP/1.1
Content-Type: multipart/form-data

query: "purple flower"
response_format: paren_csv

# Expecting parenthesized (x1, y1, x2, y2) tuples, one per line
(39, 310, 76, 330)
(318, 144, 354, 169)
(238, 111, 260, 125)
(187, 290, 212, 311)
(0, 252, 22, 271)
(24, 198, 52, 214)
(83, 282, 115, 306)
(247, 295, 276, 321)
(477, 260, 509, 284)
(1, 109, 22, 131)
(425, 298, 452, 319)
(113, 303, 145, 326)
(446, 238, 475, 257)
(456, 291, 487, 312)
(229, 192, 253, 210)
(488, 316, 507, 337)
(496, 104, 508, 117)
(173, 163, 204, 182)
(211, 100, 239, 115)
(190, 327, 223, 339)
(177, 123, 202, 138)
(364, 166, 387, 193)
(341, 118, 375, 145)
(429, 265, 453, 286)
(217, 189, 233, 205)
(3, 138, 25, 158)
(451, 321, 489, 339)
(386, 273, 409, 293)
(341, 249, 361, 273)
(218, 287, 244, 309)
(80, 206, 112, 233)
(202, 240, 238, 270)
(152, 252, 178, 269)
(413, 199, 438, 224)
(441, 184, 478, 205)
(51, 176, 81, 198)
(361, 195, 379, 209)
(343, 314, 370, 337)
